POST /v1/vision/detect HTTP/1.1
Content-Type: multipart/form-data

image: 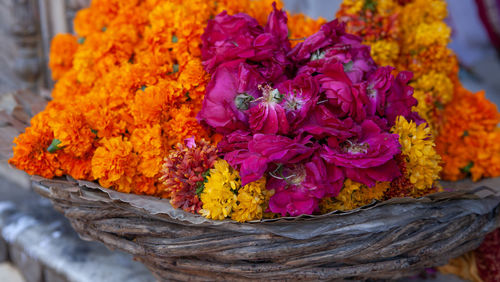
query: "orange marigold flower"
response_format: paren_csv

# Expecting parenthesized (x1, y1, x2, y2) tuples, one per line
(91, 136, 138, 192)
(58, 152, 93, 180)
(49, 34, 79, 80)
(10, 0, 323, 204)
(49, 111, 95, 158)
(131, 174, 158, 196)
(130, 125, 164, 178)
(9, 111, 63, 178)
(436, 86, 500, 181)
(163, 105, 210, 148)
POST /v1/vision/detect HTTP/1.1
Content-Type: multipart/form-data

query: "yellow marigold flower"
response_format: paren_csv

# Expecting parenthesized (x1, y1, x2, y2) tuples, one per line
(391, 116, 441, 190)
(400, 0, 448, 31)
(412, 22, 450, 47)
(200, 159, 239, 220)
(368, 40, 399, 67)
(340, 0, 364, 15)
(376, 0, 396, 16)
(413, 71, 453, 105)
(411, 71, 453, 127)
(320, 179, 390, 212)
(231, 177, 269, 222)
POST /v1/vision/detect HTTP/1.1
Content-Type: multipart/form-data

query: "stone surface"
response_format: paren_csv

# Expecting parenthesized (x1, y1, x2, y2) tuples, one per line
(9, 244, 43, 282)
(0, 236, 7, 262)
(44, 267, 69, 282)
(0, 262, 25, 282)
(0, 178, 155, 282)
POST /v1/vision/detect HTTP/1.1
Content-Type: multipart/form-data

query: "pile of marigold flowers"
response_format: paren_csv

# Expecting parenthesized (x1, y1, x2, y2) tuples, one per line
(10, 0, 444, 222)
(337, 0, 500, 182)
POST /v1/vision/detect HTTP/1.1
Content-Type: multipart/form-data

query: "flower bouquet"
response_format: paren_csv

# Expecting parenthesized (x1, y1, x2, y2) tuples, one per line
(6, 0, 500, 280)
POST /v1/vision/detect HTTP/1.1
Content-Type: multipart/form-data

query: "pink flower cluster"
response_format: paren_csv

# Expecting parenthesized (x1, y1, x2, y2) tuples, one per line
(198, 3, 421, 216)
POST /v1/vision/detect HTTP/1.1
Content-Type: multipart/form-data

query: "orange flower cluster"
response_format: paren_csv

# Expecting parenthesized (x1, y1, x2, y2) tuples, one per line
(436, 87, 500, 181)
(49, 34, 79, 80)
(9, 0, 322, 196)
(337, 0, 500, 182)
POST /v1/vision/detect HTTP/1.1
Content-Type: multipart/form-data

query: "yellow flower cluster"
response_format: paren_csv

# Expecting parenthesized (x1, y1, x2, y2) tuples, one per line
(411, 71, 454, 119)
(337, 0, 457, 130)
(338, 0, 500, 183)
(412, 22, 451, 48)
(200, 160, 239, 220)
(369, 40, 400, 67)
(200, 160, 271, 222)
(391, 116, 441, 190)
(320, 179, 390, 212)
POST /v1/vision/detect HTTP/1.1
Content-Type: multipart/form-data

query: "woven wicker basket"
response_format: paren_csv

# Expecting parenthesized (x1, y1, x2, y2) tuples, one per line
(30, 176, 500, 281)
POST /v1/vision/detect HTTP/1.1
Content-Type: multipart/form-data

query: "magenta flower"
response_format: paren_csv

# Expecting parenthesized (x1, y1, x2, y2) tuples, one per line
(268, 176, 318, 216)
(201, 12, 262, 74)
(302, 154, 344, 198)
(244, 134, 314, 185)
(317, 62, 368, 123)
(197, 60, 264, 133)
(320, 119, 401, 187)
(330, 44, 375, 83)
(288, 19, 345, 64)
(219, 132, 315, 185)
(249, 134, 313, 164)
(366, 66, 394, 117)
(266, 156, 344, 216)
(276, 74, 320, 131)
(299, 104, 357, 141)
(384, 71, 419, 126)
(248, 85, 290, 135)
(198, 6, 427, 217)
(202, 3, 291, 81)
(184, 136, 197, 149)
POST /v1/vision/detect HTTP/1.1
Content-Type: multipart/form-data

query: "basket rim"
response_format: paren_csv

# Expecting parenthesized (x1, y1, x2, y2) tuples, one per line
(32, 174, 500, 240)
(32, 174, 500, 222)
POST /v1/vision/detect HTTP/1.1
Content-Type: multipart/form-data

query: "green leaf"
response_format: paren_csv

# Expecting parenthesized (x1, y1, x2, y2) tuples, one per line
(195, 170, 211, 197)
(434, 100, 444, 110)
(141, 85, 147, 91)
(234, 93, 255, 110)
(77, 37, 85, 44)
(173, 64, 179, 74)
(463, 130, 469, 137)
(101, 26, 107, 32)
(47, 139, 62, 153)
(461, 161, 474, 174)
(172, 35, 178, 43)
(195, 184, 204, 197)
(91, 129, 98, 135)
(343, 61, 354, 72)
(363, 0, 377, 11)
